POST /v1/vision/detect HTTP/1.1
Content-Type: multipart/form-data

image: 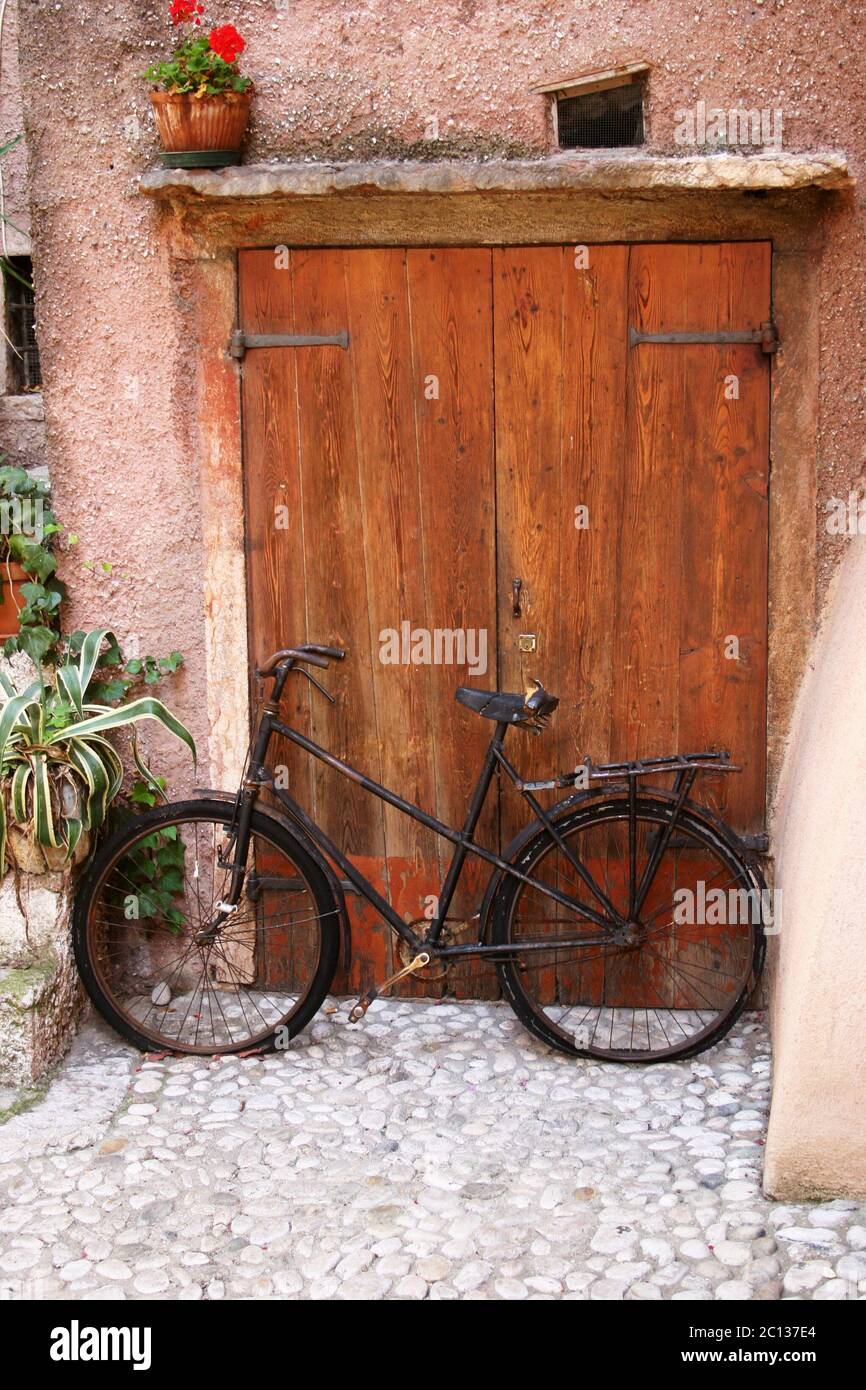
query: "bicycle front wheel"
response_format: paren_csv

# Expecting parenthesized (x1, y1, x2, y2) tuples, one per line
(73, 799, 340, 1055)
(492, 797, 765, 1063)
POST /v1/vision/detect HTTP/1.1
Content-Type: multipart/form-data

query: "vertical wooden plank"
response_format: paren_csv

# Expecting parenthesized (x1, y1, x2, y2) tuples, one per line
(606, 245, 689, 1009)
(614, 243, 688, 764)
(559, 244, 630, 769)
(493, 247, 564, 1009)
(493, 246, 631, 1008)
(406, 248, 498, 997)
(557, 247, 630, 1008)
(677, 241, 770, 834)
(343, 248, 444, 997)
(239, 248, 313, 812)
(493, 247, 564, 852)
(239, 249, 317, 992)
(290, 248, 391, 993)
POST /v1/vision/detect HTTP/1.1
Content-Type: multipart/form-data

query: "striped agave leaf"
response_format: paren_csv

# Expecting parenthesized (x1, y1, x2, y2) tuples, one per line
(57, 627, 116, 718)
(0, 629, 195, 871)
(45, 696, 197, 758)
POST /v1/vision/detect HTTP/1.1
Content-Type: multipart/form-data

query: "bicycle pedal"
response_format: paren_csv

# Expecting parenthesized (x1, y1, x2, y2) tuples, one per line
(348, 952, 431, 1024)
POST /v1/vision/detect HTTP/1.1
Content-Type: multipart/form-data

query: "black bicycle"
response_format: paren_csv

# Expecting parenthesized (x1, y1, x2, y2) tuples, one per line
(73, 643, 767, 1063)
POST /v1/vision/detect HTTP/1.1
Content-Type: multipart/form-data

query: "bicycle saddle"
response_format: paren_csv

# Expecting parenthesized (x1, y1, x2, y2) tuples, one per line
(455, 680, 559, 726)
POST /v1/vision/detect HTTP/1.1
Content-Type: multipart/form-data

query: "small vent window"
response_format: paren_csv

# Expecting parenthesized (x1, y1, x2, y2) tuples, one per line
(532, 62, 649, 152)
(557, 83, 644, 149)
(5, 256, 41, 392)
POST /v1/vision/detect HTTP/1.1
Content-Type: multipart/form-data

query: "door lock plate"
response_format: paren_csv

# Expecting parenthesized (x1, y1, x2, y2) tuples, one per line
(518, 633, 537, 653)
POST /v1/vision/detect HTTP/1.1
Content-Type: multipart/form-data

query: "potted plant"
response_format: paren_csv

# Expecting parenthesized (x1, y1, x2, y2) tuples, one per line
(0, 628, 195, 874)
(0, 464, 62, 647)
(145, 2, 253, 168)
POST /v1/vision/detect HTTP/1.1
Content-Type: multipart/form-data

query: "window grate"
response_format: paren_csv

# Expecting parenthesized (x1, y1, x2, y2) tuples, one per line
(557, 83, 644, 149)
(5, 256, 41, 391)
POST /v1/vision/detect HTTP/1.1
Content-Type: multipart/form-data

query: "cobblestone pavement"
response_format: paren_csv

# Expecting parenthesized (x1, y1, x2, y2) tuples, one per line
(1, 1001, 864, 1301)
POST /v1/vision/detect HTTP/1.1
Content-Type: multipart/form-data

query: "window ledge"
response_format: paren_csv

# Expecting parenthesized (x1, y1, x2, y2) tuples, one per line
(140, 150, 851, 202)
(0, 393, 43, 421)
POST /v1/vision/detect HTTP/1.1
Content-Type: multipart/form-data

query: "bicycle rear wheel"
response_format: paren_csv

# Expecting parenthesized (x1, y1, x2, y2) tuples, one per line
(73, 799, 340, 1055)
(492, 796, 765, 1063)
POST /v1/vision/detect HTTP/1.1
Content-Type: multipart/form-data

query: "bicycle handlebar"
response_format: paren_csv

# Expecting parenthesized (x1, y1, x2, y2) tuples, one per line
(255, 644, 347, 678)
(301, 645, 347, 661)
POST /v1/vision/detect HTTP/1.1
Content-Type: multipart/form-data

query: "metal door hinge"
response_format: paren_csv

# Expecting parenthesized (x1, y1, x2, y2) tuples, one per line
(628, 320, 779, 354)
(740, 832, 770, 854)
(230, 328, 349, 359)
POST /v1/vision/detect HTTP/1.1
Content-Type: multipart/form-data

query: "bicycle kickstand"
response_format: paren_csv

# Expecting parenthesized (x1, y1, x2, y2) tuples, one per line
(348, 953, 431, 1024)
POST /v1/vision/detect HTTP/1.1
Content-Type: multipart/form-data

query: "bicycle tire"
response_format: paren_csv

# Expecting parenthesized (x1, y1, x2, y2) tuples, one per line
(73, 798, 340, 1055)
(492, 795, 765, 1063)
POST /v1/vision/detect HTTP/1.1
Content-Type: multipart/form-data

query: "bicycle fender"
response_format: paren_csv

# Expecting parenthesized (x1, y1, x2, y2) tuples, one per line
(192, 786, 352, 974)
(477, 784, 768, 941)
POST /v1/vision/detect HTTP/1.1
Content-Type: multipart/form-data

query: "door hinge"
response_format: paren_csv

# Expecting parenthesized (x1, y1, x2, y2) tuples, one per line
(739, 832, 770, 854)
(628, 320, 779, 354)
(229, 328, 349, 360)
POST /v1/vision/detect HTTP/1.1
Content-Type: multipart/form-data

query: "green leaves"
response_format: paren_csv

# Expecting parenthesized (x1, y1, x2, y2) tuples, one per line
(144, 31, 251, 96)
(0, 628, 196, 872)
(1, 463, 64, 665)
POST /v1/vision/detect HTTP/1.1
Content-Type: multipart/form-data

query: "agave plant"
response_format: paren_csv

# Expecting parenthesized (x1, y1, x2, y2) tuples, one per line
(0, 628, 195, 873)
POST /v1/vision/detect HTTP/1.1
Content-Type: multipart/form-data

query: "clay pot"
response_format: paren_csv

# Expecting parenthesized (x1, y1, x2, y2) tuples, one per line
(150, 90, 253, 167)
(0, 558, 27, 640)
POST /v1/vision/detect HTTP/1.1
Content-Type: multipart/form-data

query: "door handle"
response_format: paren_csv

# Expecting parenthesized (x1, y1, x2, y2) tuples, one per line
(512, 577, 523, 618)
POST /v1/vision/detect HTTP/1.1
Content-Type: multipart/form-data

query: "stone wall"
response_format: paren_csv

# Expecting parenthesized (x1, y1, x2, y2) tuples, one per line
(0, 871, 83, 1087)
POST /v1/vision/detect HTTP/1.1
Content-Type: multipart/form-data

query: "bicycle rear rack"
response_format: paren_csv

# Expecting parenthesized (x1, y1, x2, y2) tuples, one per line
(581, 750, 740, 783)
(516, 750, 739, 795)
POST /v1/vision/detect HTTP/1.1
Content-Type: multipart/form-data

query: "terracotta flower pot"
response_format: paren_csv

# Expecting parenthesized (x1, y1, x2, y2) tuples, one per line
(0, 558, 27, 640)
(150, 90, 253, 168)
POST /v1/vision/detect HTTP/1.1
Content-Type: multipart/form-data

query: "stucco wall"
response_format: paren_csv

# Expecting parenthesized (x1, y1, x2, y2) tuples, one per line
(0, 0, 45, 470)
(764, 536, 866, 1199)
(0, 0, 30, 249)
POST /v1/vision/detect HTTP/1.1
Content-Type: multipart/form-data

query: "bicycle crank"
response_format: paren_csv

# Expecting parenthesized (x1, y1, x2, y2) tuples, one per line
(348, 952, 431, 1023)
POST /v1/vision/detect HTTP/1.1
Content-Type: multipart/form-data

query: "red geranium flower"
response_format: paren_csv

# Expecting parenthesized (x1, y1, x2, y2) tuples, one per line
(209, 23, 245, 64)
(169, 0, 203, 23)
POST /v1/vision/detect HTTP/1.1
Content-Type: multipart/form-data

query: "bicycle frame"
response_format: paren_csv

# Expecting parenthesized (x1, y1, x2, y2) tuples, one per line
(228, 683, 632, 961)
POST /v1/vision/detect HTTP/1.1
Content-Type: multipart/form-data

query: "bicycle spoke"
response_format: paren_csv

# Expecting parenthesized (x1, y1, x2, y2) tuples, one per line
(83, 810, 331, 1054)
(500, 801, 759, 1060)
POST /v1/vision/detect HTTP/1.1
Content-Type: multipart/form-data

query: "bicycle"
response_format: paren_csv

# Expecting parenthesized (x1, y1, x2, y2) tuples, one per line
(73, 642, 767, 1064)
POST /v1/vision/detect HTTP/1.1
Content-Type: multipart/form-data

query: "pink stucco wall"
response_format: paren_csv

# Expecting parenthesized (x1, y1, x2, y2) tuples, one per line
(0, 0, 30, 246)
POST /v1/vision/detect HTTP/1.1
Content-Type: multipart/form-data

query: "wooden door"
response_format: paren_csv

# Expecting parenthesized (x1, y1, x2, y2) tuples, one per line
(240, 248, 499, 995)
(240, 242, 771, 996)
(494, 242, 770, 838)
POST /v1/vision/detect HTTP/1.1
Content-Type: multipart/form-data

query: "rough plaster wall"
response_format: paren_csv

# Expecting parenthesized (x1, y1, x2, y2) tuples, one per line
(764, 536, 866, 1199)
(12, 0, 866, 785)
(16, 1, 208, 789)
(0, 1, 46, 468)
(0, 0, 30, 247)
